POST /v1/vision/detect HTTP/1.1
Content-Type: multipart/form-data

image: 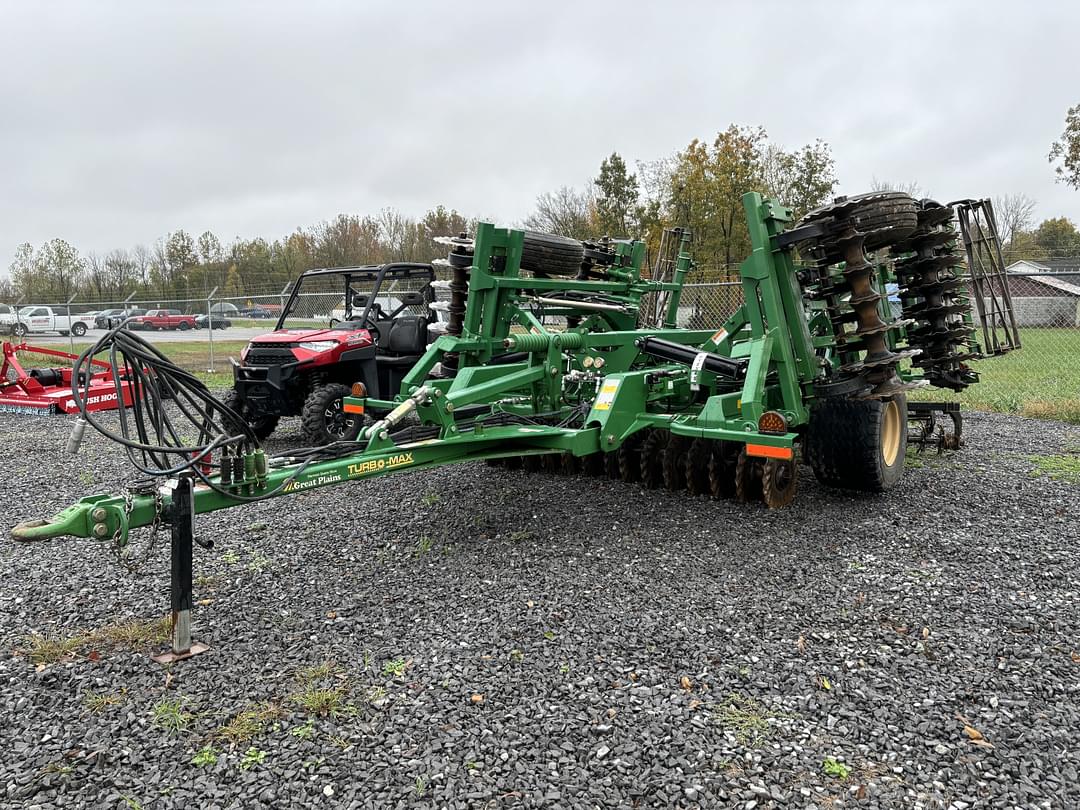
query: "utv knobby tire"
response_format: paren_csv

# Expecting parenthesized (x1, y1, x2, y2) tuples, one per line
(301, 383, 364, 446)
(221, 388, 280, 441)
(520, 231, 585, 277)
(806, 394, 907, 492)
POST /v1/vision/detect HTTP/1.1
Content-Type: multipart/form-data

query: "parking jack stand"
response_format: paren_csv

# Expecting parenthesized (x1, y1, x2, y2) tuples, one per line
(152, 476, 209, 663)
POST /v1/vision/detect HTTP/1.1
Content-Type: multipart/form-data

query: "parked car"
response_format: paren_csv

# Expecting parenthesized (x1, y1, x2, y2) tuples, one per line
(12, 306, 94, 337)
(195, 313, 231, 330)
(0, 303, 16, 333)
(238, 306, 274, 319)
(128, 309, 198, 331)
(94, 308, 139, 329)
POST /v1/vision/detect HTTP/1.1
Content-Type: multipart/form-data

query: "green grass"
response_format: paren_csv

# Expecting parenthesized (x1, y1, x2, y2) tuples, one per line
(711, 692, 782, 747)
(25, 615, 171, 666)
(822, 756, 851, 780)
(909, 328, 1080, 423)
(215, 702, 284, 744)
(1029, 450, 1080, 484)
(289, 684, 353, 717)
(150, 697, 193, 735)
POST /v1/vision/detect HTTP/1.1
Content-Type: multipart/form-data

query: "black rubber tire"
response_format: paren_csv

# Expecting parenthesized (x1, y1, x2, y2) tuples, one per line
(662, 436, 690, 491)
(684, 439, 713, 496)
(708, 441, 740, 499)
(301, 383, 364, 446)
(559, 453, 580, 475)
(13, 323, 27, 337)
(221, 388, 280, 441)
(71, 323, 87, 337)
(639, 430, 668, 489)
(603, 448, 621, 479)
(617, 432, 645, 483)
(179, 321, 191, 331)
(520, 231, 585, 277)
(540, 454, 562, 474)
(798, 191, 918, 252)
(805, 394, 908, 492)
(851, 199, 919, 251)
(579, 452, 605, 476)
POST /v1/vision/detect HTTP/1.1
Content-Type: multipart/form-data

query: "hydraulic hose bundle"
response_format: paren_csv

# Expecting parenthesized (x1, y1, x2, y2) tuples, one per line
(67, 326, 354, 503)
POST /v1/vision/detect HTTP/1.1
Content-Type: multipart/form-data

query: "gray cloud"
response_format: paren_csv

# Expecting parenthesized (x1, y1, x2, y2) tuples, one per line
(1, 0, 1077, 259)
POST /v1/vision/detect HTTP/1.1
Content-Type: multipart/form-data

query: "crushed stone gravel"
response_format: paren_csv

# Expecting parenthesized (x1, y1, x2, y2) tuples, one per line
(1, 408, 1078, 809)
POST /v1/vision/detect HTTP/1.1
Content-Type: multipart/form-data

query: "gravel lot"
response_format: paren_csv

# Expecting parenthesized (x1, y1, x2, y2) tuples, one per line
(1, 408, 1078, 809)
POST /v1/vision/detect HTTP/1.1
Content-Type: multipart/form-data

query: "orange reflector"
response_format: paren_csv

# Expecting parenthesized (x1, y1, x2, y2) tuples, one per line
(343, 403, 365, 415)
(746, 443, 793, 460)
(351, 381, 368, 397)
(757, 410, 787, 434)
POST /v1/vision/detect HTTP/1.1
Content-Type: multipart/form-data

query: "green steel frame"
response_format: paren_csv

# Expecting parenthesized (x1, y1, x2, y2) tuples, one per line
(11, 193, 876, 545)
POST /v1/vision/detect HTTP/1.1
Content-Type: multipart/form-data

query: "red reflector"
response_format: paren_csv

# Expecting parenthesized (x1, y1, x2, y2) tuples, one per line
(746, 443, 793, 460)
(343, 403, 365, 414)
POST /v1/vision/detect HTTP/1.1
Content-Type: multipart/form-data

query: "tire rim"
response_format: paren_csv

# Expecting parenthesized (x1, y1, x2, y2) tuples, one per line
(882, 399, 901, 467)
(323, 399, 355, 438)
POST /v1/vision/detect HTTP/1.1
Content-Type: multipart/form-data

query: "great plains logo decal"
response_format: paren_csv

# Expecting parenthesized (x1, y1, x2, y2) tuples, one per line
(282, 472, 343, 492)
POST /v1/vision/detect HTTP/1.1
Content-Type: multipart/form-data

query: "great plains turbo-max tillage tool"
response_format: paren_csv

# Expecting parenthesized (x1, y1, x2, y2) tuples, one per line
(12, 190, 1018, 658)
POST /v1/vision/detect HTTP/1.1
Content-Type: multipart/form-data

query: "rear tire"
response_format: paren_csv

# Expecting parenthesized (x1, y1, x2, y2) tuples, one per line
(302, 383, 364, 446)
(221, 388, 280, 441)
(179, 322, 191, 331)
(71, 323, 87, 337)
(806, 394, 907, 492)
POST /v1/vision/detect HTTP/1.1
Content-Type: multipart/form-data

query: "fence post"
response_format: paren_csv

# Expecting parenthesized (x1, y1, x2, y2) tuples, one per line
(206, 287, 219, 373)
(66, 293, 78, 356)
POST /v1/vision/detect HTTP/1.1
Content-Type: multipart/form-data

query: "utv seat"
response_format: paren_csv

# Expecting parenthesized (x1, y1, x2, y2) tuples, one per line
(375, 316, 428, 366)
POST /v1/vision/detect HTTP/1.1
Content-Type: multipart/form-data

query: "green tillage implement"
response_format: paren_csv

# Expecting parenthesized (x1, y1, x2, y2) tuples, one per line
(11, 189, 1015, 658)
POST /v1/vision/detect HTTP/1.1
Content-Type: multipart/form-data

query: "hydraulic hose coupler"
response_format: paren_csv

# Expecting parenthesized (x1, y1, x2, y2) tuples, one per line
(67, 417, 88, 455)
(253, 449, 268, 488)
(244, 451, 257, 495)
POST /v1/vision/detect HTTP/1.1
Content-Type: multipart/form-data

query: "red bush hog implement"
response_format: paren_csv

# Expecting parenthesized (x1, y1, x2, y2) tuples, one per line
(0, 341, 135, 415)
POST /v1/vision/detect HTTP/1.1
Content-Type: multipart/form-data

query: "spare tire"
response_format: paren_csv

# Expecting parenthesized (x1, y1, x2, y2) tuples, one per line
(798, 191, 918, 252)
(520, 231, 585, 277)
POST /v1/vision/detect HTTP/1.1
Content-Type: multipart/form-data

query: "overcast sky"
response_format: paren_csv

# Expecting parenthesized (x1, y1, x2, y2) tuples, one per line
(1, 1, 1077, 264)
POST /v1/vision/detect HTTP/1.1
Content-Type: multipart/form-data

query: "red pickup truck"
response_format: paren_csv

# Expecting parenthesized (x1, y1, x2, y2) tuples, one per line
(129, 309, 197, 331)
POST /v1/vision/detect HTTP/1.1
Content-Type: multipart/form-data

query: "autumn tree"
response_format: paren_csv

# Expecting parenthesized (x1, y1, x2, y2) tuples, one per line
(992, 194, 1036, 245)
(669, 125, 767, 272)
(524, 186, 599, 240)
(1033, 217, 1080, 257)
(761, 140, 837, 219)
(1049, 103, 1080, 188)
(869, 178, 926, 197)
(594, 152, 640, 236)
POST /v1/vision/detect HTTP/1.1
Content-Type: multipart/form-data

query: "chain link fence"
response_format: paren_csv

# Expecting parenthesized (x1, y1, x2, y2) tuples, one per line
(4, 273, 1078, 422)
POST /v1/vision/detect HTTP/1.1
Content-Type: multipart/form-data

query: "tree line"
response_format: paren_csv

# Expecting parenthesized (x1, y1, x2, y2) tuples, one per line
(5, 119, 1079, 305)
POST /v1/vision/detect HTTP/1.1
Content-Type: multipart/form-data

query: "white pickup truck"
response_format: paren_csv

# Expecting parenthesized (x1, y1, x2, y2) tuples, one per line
(11, 305, 94, 337)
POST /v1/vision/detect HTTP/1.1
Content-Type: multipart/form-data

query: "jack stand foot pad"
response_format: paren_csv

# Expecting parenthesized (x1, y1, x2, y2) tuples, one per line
(152, 641, 210, 664)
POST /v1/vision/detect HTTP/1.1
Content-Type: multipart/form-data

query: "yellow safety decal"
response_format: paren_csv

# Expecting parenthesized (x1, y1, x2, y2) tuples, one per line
(592, 380, 620, 412)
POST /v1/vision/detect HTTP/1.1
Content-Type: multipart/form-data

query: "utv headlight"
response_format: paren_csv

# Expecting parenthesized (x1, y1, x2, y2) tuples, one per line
(298, 341, 338, 353)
